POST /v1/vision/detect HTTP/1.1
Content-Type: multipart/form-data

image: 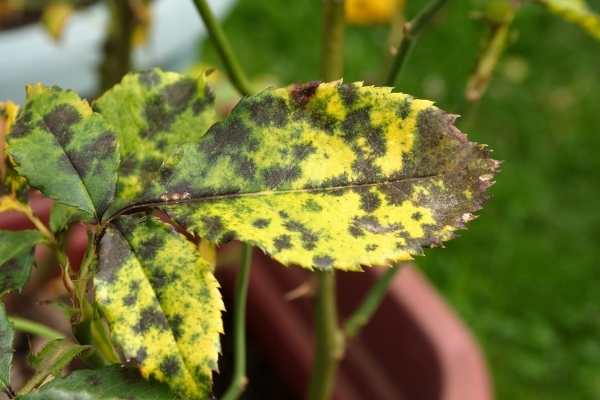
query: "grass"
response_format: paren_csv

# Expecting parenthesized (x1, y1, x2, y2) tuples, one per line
(200, 1, 600, 398)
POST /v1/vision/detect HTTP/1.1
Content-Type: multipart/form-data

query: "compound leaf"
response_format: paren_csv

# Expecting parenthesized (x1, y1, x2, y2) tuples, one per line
(0, 229, 45, 296)
(18, 365, 175, 400)
(155, 81, 498, 270)
(94, 215, 223, 400)
(539, 0, 600, 40)
(94, 69, 217, 216)
(0, 304, 14, 392)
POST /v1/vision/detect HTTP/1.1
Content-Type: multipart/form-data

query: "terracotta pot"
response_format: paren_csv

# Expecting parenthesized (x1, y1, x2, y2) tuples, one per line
(0, 198, 492, 399)
(218, 245, 493, 400)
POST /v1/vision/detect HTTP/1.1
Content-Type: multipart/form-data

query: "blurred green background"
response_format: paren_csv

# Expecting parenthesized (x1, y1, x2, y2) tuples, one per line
(200, 1, 600, 399)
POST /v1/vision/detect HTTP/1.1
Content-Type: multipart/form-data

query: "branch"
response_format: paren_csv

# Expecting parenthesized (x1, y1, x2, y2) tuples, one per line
(8, 316, 64, 340)
(385, 0, 449, 86)
(221, 243, 252, 400)
(343, 264, 404, 338)
(308, 270, 343, 400)
(99, 0, 134, 92)
(192, 0, 253, 97)
(321, 0, 346, 81)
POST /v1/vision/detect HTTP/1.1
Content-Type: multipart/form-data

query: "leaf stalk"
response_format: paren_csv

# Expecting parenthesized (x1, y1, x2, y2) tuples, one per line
(385, 0, 449, 86)
(191, 0, 254, 97)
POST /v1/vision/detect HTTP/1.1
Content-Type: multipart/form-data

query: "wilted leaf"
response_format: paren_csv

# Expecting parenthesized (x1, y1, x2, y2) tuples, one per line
(19, 365, 175, 400)
(539, 0, 600, 40)
(95, 215, 223, 400)
(0, 304, 14, 393)
(19, 339, 88, 394)
(94, 69, 217, 216)
(152, 81, 498, 270)
(7, 85, 119, 221)
(0, 229, 45, 296)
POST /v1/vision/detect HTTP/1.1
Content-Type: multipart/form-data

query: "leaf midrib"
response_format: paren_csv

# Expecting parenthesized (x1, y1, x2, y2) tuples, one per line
(106, 173, 440, 223)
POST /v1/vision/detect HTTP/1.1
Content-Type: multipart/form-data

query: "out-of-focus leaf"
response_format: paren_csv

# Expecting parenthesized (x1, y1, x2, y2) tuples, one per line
(539, 0, 600, 40)
(345, 0, 398, 25)
(0, 101, 27, 195)
(0, 304, 14, 393)
(18, 365, 176, 400)
(7, 85, 119, 222)
(0, 229, 44, 296)
(95, 215, 223, 400)
(19, 339, 88, 395)
(152, 81, 498, 270)
(94, 69, 217, 216)
(41, 2, 74, 41)
(130, 0, 152, 47)
(48, 203, 84, 233)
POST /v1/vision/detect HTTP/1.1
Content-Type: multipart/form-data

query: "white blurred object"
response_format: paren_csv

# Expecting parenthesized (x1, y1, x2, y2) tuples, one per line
(0, 0, 234, 103)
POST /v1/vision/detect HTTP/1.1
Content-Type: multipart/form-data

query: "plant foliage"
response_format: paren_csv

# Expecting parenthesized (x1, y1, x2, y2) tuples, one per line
(2, 69, 498, 399)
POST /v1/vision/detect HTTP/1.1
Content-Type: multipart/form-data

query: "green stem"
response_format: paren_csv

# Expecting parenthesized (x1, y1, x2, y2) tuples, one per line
(385, 0, 449, 86)
(8, 316, 64, 340)
(99, 0, 134, 92)
(221, 243, 252, 400)
(191, 0, 253, 96)
(308, 271, 343, 400)
(321, 0, 346, 81)
(343, 264, 403, 338)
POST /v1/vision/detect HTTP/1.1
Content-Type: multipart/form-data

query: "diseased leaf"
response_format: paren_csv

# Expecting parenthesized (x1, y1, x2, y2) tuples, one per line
(94, 69, 217, 215)
(7, 84, 119, 221)
(0, 229, 45, 296)
(95, 215, 223, 400)
(18, 365, 175, 400)
(20, 339, 88, 394)
(0, 304, 14, 392)
(539, 0, 600, 40)
(154, 81, 498, 270)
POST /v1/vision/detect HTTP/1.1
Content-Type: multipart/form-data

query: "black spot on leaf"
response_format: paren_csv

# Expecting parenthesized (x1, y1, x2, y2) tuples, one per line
(134, 307, 169, 333)
(248, 95, 288, 127)
(273, 235, 292, 252)
(159, 356, 181, 377)
(338, 83, 357, 106)
(284, 220, 318, 250)
(313, 255, 334, 270)
(341, 107, 371, 141)
(252, 218, 271, 228)
(202, 215, 224, 241)
(356, 189, 381, 213)
(261, 164, 301, 188)
(43, 104, 81, 146)
(138, 70, 160, 87)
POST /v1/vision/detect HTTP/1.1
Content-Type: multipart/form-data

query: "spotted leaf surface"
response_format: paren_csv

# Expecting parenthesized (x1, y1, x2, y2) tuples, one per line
(94, 69, 217, 216)
(20, 365, 174, 400)
(95, 215, 223, 400)
(156, 81, 498, 270)
(540, 0, 600, 40)
(7, 85, 119, 221)
(0, 229, 44, 296)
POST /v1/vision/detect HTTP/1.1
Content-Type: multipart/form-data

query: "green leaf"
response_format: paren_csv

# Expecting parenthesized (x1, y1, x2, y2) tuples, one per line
(19, 339, 88, 395)
(94, 69, 217, 216)
(94, 215, 223, 400)
(48, 203, 85, 233)
(0, 304, 15, 392)
(7, 84, 120, 221)
(0, 229, 44, 296)
(18, 365, 175, 400)
(153, 81, 499, 270)
(539, 0, 600, 40)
